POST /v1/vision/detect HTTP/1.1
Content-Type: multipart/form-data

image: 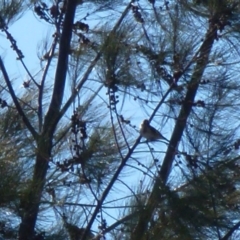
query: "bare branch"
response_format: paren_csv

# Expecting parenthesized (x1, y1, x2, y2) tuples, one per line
(0, 57, 38, 139)
(221, 221, 240, 240)
(43, 0, 78, 136)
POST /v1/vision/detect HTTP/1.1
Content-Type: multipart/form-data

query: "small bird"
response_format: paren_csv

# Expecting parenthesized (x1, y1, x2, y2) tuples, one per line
(140, 119, 168, 142)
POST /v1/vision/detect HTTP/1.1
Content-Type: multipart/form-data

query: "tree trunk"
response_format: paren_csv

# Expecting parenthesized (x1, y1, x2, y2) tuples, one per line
(132, 13, 218, 240)
(18, 140, 51, 240)
(18, 1, 78, 238)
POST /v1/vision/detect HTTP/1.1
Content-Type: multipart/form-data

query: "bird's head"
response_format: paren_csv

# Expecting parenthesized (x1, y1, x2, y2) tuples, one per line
(142, 119, 150, 126)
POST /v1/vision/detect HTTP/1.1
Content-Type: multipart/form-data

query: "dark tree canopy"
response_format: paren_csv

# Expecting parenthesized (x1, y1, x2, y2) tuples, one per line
(1, 0, 240, 240)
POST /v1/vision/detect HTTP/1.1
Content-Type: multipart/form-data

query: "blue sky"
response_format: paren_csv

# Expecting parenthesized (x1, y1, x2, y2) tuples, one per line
(0, 4, 171, 236)
(0, 9, 50, 78)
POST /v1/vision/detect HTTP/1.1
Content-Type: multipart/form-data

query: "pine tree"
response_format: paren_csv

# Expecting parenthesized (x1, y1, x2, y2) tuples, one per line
(1, 0, 240, 240)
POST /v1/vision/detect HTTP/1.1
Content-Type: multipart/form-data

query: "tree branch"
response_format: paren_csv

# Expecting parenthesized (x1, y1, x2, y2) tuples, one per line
(221, 221, 240, 240)
(38, 9, 65, 132)
(0, 57, 38, 139)
(43, 0, 77, 136)
(132, 16, 218, 240)
(55, 1, 133, 128)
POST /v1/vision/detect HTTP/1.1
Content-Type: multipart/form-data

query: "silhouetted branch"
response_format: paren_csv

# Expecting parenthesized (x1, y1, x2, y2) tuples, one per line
(221, 221, 240, 240)
(0, 57, 38, 139)
(43, 0, 77, 136)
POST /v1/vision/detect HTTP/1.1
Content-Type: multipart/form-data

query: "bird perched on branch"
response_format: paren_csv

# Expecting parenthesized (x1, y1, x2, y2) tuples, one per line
(140, 119, 168, 142)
